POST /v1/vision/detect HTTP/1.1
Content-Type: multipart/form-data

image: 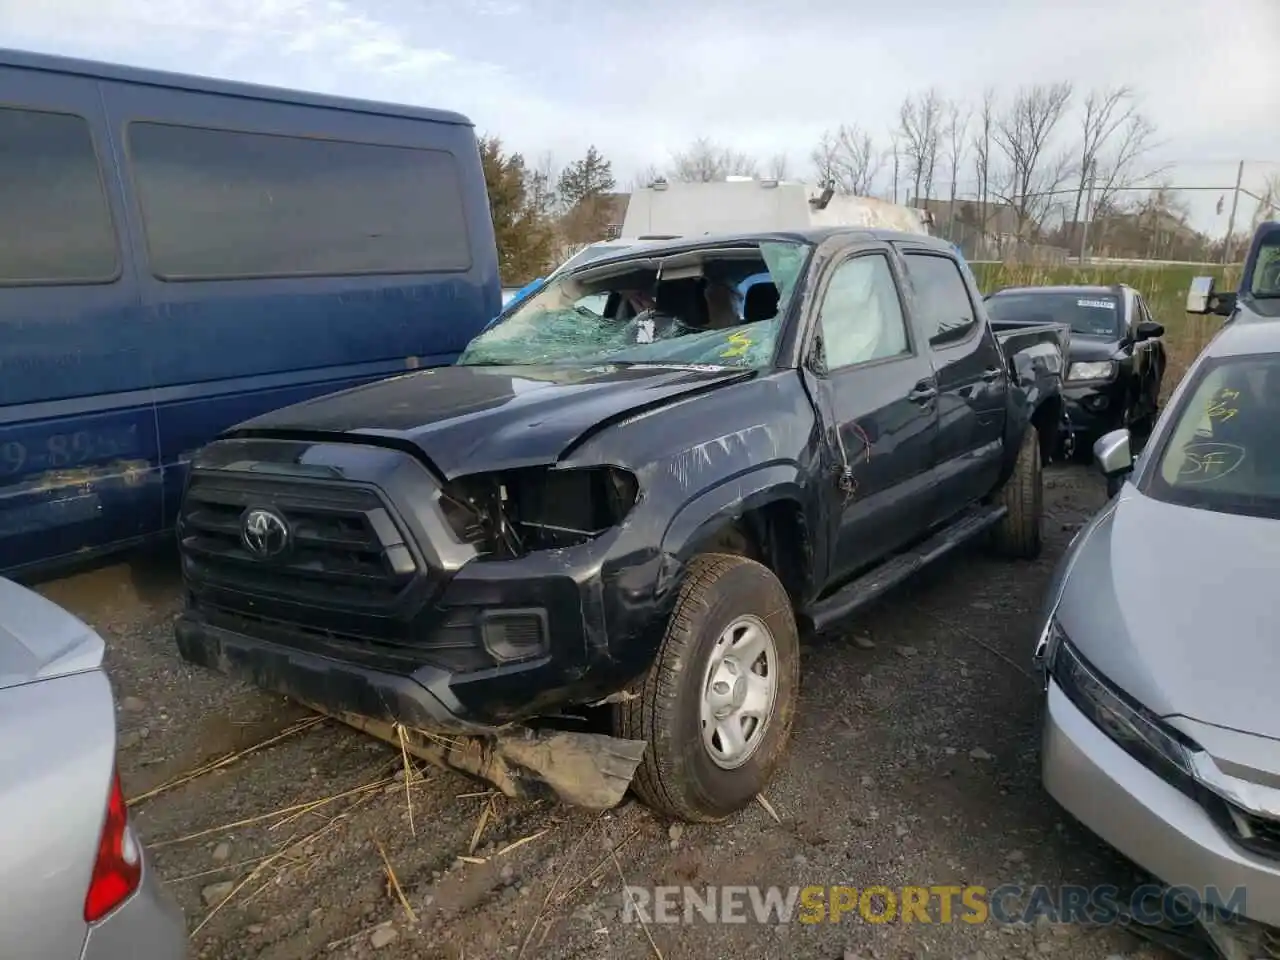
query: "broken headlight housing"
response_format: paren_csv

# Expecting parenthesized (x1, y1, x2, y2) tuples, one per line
(438, 465, 640, 559)
(1048, 621, 1199, 791)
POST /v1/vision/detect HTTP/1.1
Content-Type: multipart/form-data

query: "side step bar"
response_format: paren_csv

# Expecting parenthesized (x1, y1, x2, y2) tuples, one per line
(804, 503, 1008, 633)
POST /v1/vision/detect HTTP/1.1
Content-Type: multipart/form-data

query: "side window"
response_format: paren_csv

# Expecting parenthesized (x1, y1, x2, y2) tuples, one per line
(0, 106, 119, 285)
(817, 254, 910, 371)
(126, 122, 472, 280)
(903, 253, 977, 347)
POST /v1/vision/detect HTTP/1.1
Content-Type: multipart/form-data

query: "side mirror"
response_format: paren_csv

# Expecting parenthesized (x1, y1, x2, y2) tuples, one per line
(1186, 276, 1214, 313)
(1094, 428, 1133, 483)
(1186, 276, 1236, 317)
(1134, 320, 1164, 341)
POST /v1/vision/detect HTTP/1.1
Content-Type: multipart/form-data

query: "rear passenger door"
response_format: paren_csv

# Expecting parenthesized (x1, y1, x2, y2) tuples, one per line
(804, 245, 939, 583)
(897, 248, 1007, 524)
(0, 68, 160, 573)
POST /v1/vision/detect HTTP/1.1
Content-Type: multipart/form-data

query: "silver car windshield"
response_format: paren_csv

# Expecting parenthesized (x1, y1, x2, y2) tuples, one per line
(458, 239, 811, 370)
(1148, 352, 1280, 519)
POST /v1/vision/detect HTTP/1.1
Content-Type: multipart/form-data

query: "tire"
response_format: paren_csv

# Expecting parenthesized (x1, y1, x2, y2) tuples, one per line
(990, 425, 1043, 560)
(614, 553, 800, 823)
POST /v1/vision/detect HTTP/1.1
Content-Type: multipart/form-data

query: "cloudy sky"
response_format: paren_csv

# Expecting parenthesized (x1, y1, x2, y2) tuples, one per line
(3, 0, 1278, 231)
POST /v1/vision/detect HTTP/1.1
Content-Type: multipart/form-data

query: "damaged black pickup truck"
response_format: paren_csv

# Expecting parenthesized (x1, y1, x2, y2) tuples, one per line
(174, 228, 1069, 823)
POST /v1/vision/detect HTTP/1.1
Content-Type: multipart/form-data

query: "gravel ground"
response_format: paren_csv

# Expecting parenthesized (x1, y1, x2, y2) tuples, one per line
(31, 462, 1181, 960)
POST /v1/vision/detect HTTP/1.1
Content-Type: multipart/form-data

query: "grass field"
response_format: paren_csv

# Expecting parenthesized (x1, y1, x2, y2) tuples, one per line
(970, 261, 1238, 394)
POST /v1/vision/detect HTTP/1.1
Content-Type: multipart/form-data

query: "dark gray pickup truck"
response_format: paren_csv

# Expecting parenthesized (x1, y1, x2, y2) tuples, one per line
(1187, 220, 1280, 324)
(172, 228, 1069, 822)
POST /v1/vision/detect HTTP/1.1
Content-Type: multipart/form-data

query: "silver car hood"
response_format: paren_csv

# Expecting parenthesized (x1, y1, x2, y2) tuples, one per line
(0, 579, 104, 690)
(1058, 488, 1280, 740)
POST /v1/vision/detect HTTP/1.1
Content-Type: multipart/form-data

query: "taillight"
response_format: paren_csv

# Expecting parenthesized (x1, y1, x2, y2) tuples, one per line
(84, 769, 142, 923)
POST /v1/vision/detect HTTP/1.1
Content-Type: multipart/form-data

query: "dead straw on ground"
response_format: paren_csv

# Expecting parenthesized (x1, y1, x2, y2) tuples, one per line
(610, 846, 664, 959)
(515, 814, 605, 960)
(375, 839, 418, 925)
(129, 715, 326, 805)
(151, 775, 397, 849)
(189, 792, 372, 938)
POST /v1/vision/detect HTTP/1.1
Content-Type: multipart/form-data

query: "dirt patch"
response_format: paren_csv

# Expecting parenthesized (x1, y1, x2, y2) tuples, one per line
(35, 464, 1176, 960)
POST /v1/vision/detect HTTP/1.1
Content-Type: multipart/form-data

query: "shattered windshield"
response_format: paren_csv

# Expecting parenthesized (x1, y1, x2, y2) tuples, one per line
(458, 240, 811, 370)
(1148, 352, 1280, 519)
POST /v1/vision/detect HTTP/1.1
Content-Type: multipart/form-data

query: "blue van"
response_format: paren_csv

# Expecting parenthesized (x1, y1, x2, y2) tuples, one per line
(0, 49, 500, 576)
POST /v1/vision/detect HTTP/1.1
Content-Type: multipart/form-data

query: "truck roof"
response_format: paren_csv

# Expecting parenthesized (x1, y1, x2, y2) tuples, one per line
(0, 46, 474, 126)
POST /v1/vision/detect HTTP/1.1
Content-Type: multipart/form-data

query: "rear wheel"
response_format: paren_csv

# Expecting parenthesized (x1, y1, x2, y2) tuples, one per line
(614, 554, 800, 823)
(990, 426, 1043, 559)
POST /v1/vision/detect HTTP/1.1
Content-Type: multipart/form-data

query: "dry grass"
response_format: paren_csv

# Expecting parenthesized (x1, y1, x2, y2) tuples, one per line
(972, 261, 1236, 394)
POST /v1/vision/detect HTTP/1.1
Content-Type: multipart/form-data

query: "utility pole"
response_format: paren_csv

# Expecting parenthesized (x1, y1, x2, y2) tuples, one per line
(891, 144, 900, 206)
(1223, 160, 1244, 264)
(1079, 159, 1096, 263)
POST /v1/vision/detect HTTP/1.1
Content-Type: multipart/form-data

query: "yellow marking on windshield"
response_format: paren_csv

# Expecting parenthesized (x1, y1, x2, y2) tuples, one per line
(720, 331, 754, 359)
(1206, 386, 1241, 423)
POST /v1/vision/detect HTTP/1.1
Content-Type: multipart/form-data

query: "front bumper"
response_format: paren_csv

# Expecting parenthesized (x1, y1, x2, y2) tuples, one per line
(81, 854, 186, 960)
(1061, 382, 1125, 438)
(1041, 679, 1280, 928)
(178, 543, 648, 732)
(174, 439, 670, 733)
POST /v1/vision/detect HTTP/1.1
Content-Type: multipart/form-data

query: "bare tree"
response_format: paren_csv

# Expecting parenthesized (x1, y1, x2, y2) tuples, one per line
(969, 87, 997, 244)
(942, 100, 971, 240)
(526, 151, 559, 217)
(1251, 172, 1280, 230)
(628, 163, 663, 191)
(766, 152, 790, 180)
(810, 124, 884, 196)
(668, 136, 759, 182)
(897, 88, 944, 203)
(1069, 87, 1161, 245)
(993, 82, 1075, 239)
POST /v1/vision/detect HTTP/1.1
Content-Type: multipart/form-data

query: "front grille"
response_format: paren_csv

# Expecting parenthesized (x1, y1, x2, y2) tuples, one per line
(180, 472, 419, 615)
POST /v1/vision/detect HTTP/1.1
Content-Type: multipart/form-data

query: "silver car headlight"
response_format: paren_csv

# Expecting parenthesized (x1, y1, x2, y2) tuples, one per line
(1067, 360, 1117, 381)
(1046, 619, 1199, 787)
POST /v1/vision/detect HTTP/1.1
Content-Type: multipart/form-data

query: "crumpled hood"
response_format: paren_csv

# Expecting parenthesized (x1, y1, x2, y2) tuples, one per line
(1058, 489, 1280, 739)
(0, 579, 104, 691)
(233, 363, 753, 479)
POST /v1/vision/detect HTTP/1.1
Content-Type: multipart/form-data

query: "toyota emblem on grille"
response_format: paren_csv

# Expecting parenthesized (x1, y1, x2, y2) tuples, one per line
(241, 507, 290, 558)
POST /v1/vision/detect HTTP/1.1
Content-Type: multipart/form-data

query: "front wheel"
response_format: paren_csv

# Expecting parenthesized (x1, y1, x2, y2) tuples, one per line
(990, 425, 1043, 559)
(614, 554, 800, 823)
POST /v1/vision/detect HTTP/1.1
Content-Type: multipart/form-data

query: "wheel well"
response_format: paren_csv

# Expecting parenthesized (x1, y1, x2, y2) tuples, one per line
(699, 500, 809, 605)
(1029, 395, 1062, 465)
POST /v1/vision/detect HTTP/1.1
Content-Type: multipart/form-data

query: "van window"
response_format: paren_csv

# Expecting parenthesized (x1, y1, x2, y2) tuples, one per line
(0, 106, 119, 285)
(126, 122, 471, 280)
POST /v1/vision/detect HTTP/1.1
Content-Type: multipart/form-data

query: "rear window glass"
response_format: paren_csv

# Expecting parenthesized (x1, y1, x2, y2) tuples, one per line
(987, 292, 1122, 338)
(0, 106, 119, 285)
(127, 122, 471, 280)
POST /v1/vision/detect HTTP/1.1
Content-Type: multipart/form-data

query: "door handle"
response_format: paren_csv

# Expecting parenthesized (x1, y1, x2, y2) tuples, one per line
(907, 381, 938, 404)
(981, 366, 1002, 382)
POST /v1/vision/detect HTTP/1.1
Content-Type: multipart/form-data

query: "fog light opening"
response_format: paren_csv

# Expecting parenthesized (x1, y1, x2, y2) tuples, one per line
(481, 609, 550, 663)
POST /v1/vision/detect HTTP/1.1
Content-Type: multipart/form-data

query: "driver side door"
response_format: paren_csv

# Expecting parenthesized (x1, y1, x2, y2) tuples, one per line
(804, 246, 941, 584)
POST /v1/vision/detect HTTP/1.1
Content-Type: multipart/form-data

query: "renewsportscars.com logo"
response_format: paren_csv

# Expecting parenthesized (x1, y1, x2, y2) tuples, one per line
(621, 884, 1248, 926)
